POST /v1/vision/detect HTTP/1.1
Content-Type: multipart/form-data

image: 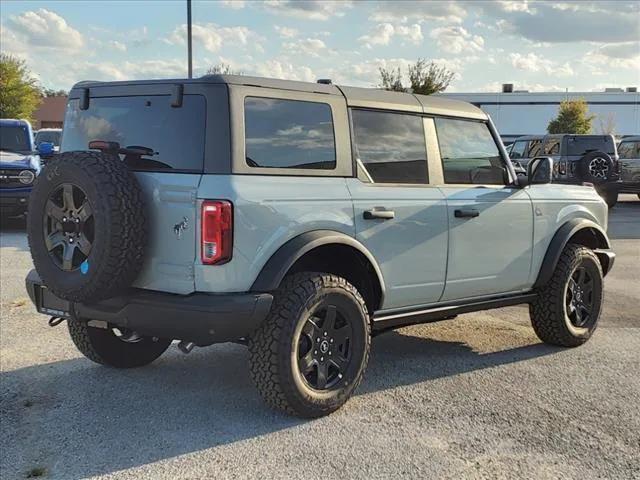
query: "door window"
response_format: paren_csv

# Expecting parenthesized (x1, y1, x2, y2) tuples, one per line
(351, 109, 428, 184)
(244, 97, 336, 170)
(435, 118, 506, 185)
(527, 139, 543, 157)
(618, 141, 640, 159)
(543, 137, 561, 155)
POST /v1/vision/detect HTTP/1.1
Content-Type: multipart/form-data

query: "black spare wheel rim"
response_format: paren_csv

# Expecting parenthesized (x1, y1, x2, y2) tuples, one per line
(44, 183, 95, 271)
(566, 266, 596, 328)
(296, 297, 356, 391)
(27, 151, 147, 302)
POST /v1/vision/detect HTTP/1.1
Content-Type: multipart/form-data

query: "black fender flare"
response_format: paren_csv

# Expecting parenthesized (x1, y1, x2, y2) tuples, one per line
(250, 230, 386, 303)
(533, 218, 613, 288)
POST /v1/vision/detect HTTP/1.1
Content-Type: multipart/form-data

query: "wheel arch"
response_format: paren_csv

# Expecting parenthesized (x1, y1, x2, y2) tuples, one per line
(534, 218, 613, 288)
(251, 230, 386, 312)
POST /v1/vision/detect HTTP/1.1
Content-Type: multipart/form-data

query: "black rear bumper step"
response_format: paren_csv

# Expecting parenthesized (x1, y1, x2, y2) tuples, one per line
(25, 269, 273, 345)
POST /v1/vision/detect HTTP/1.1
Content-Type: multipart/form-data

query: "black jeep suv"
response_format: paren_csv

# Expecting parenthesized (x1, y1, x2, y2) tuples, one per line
(509, 134, 620, 207)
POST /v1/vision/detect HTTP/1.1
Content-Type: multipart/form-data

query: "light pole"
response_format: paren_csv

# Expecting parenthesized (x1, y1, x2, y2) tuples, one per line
(187, 0, 193, 78)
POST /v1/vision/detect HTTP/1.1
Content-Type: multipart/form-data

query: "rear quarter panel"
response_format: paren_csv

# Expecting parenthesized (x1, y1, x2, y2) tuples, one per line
(195, 175, 354, 293)
(524, 184, 607, 286)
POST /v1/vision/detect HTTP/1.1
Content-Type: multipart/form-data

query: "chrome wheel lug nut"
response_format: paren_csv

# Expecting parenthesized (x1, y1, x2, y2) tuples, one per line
(320, 357, 324, 361)
(314, 350, 317, 355)
(323, 332, 327, 336)
(316, 338, 320, 342)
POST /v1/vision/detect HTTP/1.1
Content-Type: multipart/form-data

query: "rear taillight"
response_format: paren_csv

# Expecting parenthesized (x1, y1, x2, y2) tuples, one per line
(201, 200, 233, 265)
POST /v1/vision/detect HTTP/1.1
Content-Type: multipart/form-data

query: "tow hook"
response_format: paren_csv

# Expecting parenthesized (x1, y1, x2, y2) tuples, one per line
(178, 340, 195, 354)
(48, 317, 66, 327)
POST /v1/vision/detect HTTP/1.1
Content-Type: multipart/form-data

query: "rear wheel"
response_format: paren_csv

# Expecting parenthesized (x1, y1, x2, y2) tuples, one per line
(248, 272, 370, 417)
(598, 188, 618, 208)
(68, 318, 171, 368)
(529, 244, 603, 347)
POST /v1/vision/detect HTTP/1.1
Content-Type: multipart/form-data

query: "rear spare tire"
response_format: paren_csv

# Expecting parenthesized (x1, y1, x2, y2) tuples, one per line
(578, 151, 614, 184)
(27, 151, 147, 302)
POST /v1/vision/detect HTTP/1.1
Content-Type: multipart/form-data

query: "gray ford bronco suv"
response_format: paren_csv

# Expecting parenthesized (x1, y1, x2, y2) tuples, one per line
(25, 75, 615, 417)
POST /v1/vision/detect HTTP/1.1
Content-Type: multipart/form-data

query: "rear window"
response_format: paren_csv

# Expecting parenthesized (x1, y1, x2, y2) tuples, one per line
(509, 141, 527, 159)
(62, 95, 206, 171)
(35, 130, 62, 146)
(244, 97, 336, 170)
(566, 137, 615, 156)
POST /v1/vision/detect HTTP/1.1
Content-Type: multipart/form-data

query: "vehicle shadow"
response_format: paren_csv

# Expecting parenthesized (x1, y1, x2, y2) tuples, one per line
(0, 216, 29, 251)
(0, 327, 558, 479)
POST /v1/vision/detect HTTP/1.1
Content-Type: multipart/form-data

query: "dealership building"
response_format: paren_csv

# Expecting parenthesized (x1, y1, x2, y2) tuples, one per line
(440, 85, 639, 142)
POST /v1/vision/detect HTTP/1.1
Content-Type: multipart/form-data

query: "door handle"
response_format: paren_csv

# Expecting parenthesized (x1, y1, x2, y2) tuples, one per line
(363, 208, 395, 220)
(454, 208, 479, 218)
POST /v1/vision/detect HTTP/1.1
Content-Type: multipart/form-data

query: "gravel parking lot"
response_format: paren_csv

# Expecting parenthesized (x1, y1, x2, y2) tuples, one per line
(1, 195, 638, 480)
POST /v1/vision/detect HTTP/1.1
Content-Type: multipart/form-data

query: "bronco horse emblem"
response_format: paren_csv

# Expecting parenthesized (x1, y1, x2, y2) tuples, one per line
(173, 216, 188, 239)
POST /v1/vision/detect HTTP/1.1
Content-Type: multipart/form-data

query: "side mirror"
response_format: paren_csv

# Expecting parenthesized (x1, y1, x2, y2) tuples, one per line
(527, 156, 553, 185)
(37, 142, 54, 156)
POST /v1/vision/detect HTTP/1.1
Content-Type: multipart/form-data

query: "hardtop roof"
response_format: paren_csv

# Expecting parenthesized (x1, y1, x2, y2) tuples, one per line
(71, 74, 487, 119)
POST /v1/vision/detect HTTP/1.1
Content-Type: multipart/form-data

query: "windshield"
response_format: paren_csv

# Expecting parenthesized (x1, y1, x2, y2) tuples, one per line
(62, 94, 206, 171)
(0, 126, 31, 152)
(35, 130, 62, 146)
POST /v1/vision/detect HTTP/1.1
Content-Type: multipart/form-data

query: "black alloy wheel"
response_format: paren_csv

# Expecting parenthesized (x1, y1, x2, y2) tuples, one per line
(297, 304, 353, 390)
(44, 183, 94, 271)
(566, 266, 595, 328)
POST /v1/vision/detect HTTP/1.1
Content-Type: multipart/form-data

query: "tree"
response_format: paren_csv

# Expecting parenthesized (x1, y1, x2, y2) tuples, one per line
(547, 99, 595, 134)
(378, 58, 455, 95)
(0, 53, 41, 121)
(207, 63, 242, 75)
(408, 59, 456, 95)
(41, 88, 69, 97)
(596, 113, 616, 135)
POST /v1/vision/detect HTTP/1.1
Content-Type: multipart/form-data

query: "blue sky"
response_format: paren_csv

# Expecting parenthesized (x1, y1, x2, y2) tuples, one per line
(1, 1, 639, 92)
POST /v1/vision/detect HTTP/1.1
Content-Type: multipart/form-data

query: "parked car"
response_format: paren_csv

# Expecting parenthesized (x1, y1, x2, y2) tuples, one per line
(0, 119, 42, 218)
(508, 134, 620, 207)
(25, 76, 614, 417)
(617, 136, 640, 199)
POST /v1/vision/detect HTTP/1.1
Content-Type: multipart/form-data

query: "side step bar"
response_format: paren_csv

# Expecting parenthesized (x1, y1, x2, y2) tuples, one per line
(372, 292, 538, 331)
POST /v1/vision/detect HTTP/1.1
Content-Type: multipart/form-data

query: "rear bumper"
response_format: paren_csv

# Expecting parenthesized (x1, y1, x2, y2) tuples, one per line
(25, 270, 273, 344)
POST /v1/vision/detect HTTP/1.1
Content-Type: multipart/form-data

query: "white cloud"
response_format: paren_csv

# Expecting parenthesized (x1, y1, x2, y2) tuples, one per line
(263, 0, 352, 20)
(220, 0, 246, 9)
(283, 38, 333, 58)
(430, 26, 484, 54)
(274, 25, 299, 38)
(2, 9, 84, 53)
(585, 42, 640, 71)
(359, 23, 423, 48)
(369, 1, 465, 24)
(166, 23, 263, 53)
(108, 40, 127, 52)
(509, 52, 574, 77)
(219, 56, 317, 82)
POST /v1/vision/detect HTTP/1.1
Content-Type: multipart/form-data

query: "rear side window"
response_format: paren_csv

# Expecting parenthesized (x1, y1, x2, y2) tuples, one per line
(566, 137, 615, 156)
(244, 97, 335, 170)
(618, 141, 640, 159)
(62, 95, 206, 171)
(435, 118, 506, 185)
(352, 109, 428, 184)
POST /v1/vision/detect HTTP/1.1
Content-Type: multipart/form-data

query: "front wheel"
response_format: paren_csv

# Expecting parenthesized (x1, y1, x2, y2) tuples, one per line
(249, 272, 370, 418)
(68, 319, 172, 368)
(529, 244, 603, 347)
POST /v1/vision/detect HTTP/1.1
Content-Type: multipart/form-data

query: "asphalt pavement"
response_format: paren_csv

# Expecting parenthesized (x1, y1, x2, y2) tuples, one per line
(1, 195, 638, 479)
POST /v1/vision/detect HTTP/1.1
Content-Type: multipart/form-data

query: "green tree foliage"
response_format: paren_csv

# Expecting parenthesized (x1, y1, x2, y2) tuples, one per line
(0, 53, 41, 121)
(379, 59, 455, 95)
(547, 99, 595, 134)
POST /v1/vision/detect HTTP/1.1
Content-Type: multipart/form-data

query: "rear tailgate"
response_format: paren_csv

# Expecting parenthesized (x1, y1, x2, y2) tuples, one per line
(132, 172, 200, 294)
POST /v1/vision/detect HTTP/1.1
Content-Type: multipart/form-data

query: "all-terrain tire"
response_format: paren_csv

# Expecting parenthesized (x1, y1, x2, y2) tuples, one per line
(598, 188, 618, 208)
(68, 318, 171, 368)
(27, 151, 147, 302)
(248, 272, 371, 418)
(529, 244, 603, 347)
(578, 151, 614, 184)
